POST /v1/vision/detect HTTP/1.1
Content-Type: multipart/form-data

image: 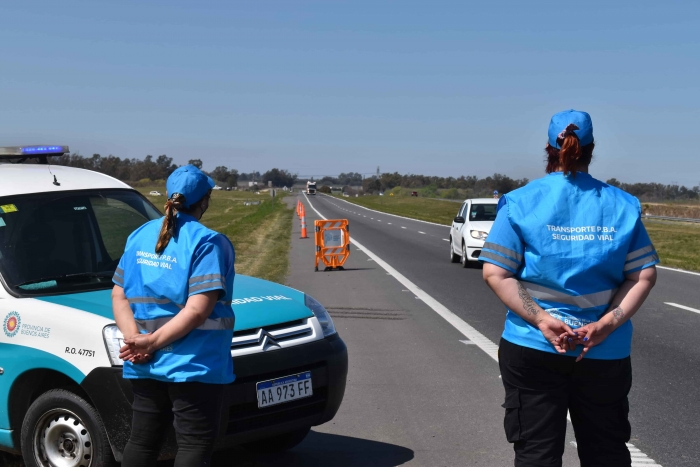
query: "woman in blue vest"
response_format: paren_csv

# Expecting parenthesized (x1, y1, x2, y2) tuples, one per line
(112, 165, 235, 467)
(480, 110, 658, 467)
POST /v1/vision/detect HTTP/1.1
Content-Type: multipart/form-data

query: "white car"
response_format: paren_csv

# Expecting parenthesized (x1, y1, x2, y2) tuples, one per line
(148, 190, 162, 196)
(449, 198, 499, 267)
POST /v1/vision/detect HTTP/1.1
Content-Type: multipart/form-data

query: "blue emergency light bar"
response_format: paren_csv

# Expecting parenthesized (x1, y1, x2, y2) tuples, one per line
(22, 146, 66, 154)
(0, 145, 69, 158)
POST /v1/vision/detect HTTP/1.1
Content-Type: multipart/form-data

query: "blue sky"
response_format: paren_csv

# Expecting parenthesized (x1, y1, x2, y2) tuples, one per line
(1, 1, 699, 185)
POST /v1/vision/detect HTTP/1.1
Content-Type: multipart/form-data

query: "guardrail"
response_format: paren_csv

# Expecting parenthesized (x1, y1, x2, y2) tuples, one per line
(644, 214, 700, 223)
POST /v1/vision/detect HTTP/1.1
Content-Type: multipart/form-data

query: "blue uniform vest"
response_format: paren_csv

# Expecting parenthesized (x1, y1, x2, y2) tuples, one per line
(113, 213, 235, 383)
(480, 172, 659, 359)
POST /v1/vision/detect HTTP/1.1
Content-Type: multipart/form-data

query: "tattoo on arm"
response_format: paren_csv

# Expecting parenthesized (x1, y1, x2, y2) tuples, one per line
(611, 306, 624, 323)
(517, 282, 539, 317)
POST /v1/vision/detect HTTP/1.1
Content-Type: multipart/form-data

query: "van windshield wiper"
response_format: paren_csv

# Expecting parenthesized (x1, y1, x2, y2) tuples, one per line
(17, 271, 114, 288)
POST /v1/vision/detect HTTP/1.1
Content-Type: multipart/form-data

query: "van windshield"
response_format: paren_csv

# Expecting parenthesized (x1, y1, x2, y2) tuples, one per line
(0, 189, 161, 295)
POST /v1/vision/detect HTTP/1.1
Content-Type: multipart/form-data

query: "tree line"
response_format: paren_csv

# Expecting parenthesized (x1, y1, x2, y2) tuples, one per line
(35, 153, 298, 189)
(32, 152, 699, 201)
(606, 179, 700, 201)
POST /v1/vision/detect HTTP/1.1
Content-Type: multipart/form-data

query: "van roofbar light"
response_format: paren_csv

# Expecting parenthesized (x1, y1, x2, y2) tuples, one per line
(0, 146, 69, 157)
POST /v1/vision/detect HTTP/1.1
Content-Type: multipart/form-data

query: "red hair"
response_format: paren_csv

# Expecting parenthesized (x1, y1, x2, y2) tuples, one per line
(545, 135, 594, 176)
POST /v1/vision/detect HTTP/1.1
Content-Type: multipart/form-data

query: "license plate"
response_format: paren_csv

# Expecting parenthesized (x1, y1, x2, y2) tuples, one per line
(256, 371, 313, 408)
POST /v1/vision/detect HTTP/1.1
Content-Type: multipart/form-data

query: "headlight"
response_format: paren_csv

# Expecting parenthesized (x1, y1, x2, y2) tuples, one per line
(102, 324, 125, 366)
(470, 230, 489, 240)
(304, 294, 337, 337)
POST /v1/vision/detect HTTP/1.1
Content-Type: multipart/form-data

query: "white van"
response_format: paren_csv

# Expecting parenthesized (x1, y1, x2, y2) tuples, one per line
(0, 146, 347, 466)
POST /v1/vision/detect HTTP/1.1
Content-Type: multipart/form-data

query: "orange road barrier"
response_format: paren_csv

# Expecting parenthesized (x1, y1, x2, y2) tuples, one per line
(296, 200, 302, 218)
(314, 219, 350, 271)
(300, 204, 308, 239)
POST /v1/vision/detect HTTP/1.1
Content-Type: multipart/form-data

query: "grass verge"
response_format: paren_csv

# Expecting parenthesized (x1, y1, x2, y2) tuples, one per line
(137, 186, 294, 284)
(642, 220, 700, 272)
(333, 194, 700, 272)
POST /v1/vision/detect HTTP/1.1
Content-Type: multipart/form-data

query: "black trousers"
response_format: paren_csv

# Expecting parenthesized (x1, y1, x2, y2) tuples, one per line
(498, 338, 632, 467)
(121, 379, 226, 467)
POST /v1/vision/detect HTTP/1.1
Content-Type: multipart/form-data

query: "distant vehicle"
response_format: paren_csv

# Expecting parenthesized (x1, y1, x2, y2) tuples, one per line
(342, 192, 349, 197)
(213, 185, 223, 190)
(149, 190, 162, 196)
(225, 187, 232, 191)
(449, 198, 499, 267)
(307, 181, 317, 195)
(411, 191, 418, 197)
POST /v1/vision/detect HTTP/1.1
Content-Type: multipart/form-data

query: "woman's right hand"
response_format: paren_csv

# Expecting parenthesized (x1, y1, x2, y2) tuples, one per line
(536, 315, 576, 354)
(120, 333, 155, 364)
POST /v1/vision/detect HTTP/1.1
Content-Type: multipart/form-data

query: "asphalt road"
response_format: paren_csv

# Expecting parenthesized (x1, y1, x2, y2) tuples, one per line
(302, 193, 700, 467)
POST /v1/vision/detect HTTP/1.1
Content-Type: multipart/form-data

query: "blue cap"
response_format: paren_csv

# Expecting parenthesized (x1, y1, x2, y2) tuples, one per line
(166, 165, 215, 208)
(548, 109, 594, 149)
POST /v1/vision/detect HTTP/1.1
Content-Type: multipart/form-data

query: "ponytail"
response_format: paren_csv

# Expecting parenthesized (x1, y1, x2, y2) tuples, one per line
(558, 130, 581, 176)
(545, 124, 594, 177)
(155, 193, 186, 254)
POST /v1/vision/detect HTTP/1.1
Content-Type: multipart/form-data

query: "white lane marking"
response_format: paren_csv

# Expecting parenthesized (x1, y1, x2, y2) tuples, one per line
(377, 219, 382, 222)
(304, 191, 661, 465)
(657, 265, 700, 277)
(443, 239, 450, 242)
(665, 302, 700, 315)
(460, 339, 476, 346)
(319, 193, 450, 228)
(387, 222, 392, 225)
(418, 231, 426, 235)
(401, 226, 407, 229)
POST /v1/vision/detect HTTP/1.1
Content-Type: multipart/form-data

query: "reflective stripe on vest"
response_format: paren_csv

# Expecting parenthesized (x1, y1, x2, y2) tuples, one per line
(522, 281, 618, 309)
(135, 316, 235, 333)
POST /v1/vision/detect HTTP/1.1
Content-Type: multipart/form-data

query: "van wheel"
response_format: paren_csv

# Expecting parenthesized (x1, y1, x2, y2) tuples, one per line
(449, 237, 460, 263)
(242, 426, 311, 454)
(21, 389, 116, 467)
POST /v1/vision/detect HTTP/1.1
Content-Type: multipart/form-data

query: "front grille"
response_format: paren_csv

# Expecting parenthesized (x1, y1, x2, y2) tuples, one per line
(231, 319, 316, 357)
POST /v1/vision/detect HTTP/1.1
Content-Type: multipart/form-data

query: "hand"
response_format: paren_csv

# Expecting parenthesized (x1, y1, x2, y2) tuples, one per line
(119, 333, 157, 364)
(536, 315, 576, 354)
(571, 320, 614, 362)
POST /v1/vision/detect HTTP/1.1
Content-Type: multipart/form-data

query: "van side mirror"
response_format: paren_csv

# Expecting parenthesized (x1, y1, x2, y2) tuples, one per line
(453, 216, 465, 224)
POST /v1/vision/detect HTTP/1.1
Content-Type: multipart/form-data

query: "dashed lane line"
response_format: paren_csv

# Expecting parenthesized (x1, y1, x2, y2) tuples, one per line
(303, 192, 663, 466)
(665, 302, 700, 315)
(443, 239, 450, 242)
(401, 226, 407, 229)
(418, 231, 426, 234)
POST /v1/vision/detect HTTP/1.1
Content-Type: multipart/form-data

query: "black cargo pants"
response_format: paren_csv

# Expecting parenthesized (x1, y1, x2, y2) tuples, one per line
(498, 338, 632, 467)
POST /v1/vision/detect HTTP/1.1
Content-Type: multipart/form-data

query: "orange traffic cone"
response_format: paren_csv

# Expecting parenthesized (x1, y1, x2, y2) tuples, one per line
(297, 200, 302, 218)
(300, 205, 308, 239)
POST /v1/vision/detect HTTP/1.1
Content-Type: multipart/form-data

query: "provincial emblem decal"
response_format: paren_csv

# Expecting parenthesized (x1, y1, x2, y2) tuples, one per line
(3, 311, 21, 338)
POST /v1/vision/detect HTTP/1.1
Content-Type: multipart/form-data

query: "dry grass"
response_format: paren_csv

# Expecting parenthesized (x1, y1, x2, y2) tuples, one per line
(642, 203, 700, 219)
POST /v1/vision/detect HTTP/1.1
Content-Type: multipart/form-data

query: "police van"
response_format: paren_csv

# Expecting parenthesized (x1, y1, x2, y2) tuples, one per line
(0, 146, 348, 466)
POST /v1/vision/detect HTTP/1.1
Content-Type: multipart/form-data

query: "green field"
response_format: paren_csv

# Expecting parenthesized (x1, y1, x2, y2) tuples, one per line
(137, 186, 294, 284)
(334, 194, 700, 272)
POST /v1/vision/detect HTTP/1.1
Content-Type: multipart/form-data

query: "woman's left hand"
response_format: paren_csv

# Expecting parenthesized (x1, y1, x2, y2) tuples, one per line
(571, 321, 614, 362)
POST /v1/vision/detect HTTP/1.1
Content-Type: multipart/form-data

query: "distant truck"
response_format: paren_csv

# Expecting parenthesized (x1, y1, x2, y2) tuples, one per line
(307, 181, 317, 195)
